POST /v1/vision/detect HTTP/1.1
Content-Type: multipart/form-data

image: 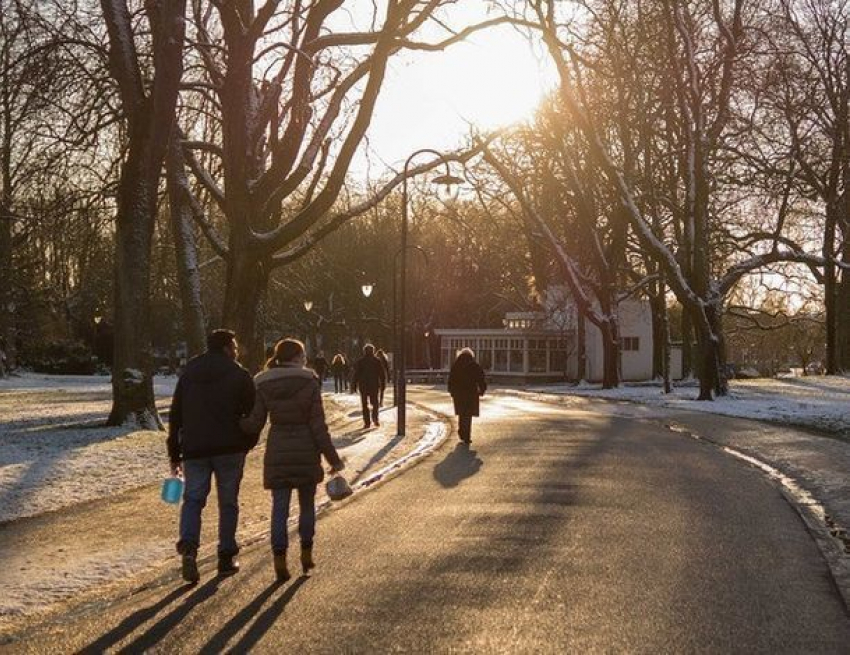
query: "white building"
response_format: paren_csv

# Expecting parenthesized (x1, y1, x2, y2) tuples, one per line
(436, 290, 678, 382)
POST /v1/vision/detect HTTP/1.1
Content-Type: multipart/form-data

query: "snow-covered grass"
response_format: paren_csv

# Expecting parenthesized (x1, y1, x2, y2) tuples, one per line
(0, 374, 176, 523)
(502, 375, 850, 438)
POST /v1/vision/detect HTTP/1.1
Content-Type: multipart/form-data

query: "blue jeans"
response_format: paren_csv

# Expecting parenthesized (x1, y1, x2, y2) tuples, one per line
(177, 453, 246, 557)
(271, 485, 317, 555)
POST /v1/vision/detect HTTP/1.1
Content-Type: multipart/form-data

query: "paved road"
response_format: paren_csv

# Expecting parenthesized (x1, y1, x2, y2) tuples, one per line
(6, 391, 850, 653)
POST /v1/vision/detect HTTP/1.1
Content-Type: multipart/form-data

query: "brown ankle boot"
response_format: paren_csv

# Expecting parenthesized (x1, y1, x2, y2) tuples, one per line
(300, 546, 315, 574)
(273, 553, 291, 582)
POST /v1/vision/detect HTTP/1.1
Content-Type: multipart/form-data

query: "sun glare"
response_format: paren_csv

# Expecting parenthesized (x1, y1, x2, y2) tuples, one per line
(368, 23, 552, 167)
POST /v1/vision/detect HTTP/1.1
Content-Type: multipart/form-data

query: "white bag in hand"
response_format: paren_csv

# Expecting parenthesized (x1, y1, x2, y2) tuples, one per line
(326, 474, 353, 501)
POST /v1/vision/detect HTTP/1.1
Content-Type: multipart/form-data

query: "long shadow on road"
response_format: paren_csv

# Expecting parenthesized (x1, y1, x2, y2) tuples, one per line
(218, 576, 309, 652)
(80, 578, 220, 654)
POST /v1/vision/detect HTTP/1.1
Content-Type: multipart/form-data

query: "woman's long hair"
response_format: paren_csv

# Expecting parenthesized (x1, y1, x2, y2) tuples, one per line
(265, 338, 306, 370)
(332, 353, 346, 367)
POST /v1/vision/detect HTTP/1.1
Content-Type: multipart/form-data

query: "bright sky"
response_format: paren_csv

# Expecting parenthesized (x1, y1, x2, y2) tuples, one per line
(355, 5, 555, 175)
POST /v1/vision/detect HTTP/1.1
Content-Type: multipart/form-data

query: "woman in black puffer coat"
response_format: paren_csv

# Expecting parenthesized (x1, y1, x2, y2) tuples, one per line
(448, 348, 487, 444)
(241, 338, 344, 581)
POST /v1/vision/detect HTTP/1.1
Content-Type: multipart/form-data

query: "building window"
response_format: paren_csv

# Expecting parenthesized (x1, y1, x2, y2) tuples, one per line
(529, 338, 547, 373)
(622, 336, 640, 352)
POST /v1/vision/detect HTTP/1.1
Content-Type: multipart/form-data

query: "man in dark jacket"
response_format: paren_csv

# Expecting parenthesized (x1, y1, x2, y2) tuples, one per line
(352, 343, 386, 429)
(167, 329, 256, 583)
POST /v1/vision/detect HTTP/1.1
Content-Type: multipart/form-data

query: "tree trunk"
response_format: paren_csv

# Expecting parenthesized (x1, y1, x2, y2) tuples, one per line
(166, 129, 206, 359)
(0, 198, 13, 376)
(107, 150, 162, 428)
(102, 0, 187, 428)
(681, 306, 694, 379)
(222, 252, 269, 373)
(649, 287, 665, 380)
(836, 239, 850, 373)
(600, 319, 620, 390)
(576, 311, 587, 382)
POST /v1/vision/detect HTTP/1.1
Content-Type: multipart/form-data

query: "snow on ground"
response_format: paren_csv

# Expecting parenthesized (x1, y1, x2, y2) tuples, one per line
(0, 374, 177, 524)
(504, 376, 850, 438)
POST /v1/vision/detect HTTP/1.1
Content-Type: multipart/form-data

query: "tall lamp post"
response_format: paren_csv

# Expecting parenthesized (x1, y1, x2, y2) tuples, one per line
(397, 149, 463, 436)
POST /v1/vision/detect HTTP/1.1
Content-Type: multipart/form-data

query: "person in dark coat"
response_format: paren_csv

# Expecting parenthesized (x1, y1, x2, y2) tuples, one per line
(447, 347, 487, 443)
(352, 343, 386, 428)
(312, 351, 328, 383)
(330, 353, 348, 393)
(376, 348, 390, 405)
(241, 338, 344, 581)
(167, 329, 257, 583)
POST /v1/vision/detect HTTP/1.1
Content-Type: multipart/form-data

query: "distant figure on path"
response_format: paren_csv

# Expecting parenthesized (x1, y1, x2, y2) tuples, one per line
(331, 353, 348, 393)
(448, 348, 487, 444)
(167, 329, 257, 584)
(240, 338, 344, 581)
(352, 343, 386, 428)
(375, 348, 390, 405)
(312, 351, 328, 383)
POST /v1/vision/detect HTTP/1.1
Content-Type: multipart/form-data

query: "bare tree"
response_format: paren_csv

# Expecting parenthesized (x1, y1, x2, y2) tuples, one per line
(100, 0, 187, 426)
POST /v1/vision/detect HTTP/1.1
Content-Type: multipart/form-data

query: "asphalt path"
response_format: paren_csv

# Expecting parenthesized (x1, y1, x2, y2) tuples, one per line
(6, 390, 850, 653)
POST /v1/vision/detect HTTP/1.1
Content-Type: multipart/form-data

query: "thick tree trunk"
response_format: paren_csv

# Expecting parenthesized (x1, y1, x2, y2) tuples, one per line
(166, 130, 206, 358)
(576, 311, 587, 382)
(836, 239, 850, 373)
(0, 198, 13, 376)
(107, 151, 162, 428)
(600, 319, 620, 390)
(222, 252, 269, 373)
(694, 305, 727, 400)
(102, 0, 186, 428)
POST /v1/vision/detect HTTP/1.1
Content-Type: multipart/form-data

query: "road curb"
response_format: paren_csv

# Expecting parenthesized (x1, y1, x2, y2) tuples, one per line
(663, 422, 850, 616)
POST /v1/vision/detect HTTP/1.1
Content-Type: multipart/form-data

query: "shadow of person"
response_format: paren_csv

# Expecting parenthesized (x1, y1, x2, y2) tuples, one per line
(198, 579, 286, 654)
(78, 583, 194, 653)
(433, 442, 483, 488)
(88, 577, 220, 653)
(223, 576, 310, 651)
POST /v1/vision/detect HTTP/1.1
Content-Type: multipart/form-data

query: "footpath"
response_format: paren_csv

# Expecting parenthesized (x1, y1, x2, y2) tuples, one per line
(489, 384, 850, 604)
(0, 388, 448, 638)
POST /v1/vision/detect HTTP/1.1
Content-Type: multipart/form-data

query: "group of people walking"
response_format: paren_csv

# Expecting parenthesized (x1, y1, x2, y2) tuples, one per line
(166, 330, 486, 585)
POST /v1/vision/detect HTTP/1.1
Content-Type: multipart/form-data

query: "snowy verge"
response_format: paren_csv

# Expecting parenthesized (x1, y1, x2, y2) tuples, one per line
(493, 376, 850, 438)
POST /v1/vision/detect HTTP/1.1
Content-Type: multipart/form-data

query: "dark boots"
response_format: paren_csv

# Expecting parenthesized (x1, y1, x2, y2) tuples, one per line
(273, 553, 291, 582)
(217, 553, 240, 577)
(181, 554, 200, 584)
(301, 546, 315, 574)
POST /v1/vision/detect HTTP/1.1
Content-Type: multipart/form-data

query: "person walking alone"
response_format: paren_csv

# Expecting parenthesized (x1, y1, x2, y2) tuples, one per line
(167, 329, 258, 583)
(240, 338, 344, 581)
(352, 343, 386, 428)
(448, 348, 487, 444)
(330, 353, 348, 394)
(312, 351, 328, 384)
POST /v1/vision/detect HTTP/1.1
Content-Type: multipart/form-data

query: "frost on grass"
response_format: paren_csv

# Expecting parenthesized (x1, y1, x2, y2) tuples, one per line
(0, 374, 175, 523)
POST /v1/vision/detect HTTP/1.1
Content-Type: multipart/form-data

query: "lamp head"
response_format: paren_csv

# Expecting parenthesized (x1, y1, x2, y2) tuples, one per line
(303, 300, 313, 312)
(433, 173, 465, 203)
(361, 283, 374, 298)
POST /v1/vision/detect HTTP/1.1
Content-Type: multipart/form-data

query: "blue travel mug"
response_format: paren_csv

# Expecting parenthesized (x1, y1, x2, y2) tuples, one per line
(161, 476, 184, 504)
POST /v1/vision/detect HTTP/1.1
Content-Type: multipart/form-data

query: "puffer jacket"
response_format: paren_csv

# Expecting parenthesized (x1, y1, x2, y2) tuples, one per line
(240, 365, 342, 489)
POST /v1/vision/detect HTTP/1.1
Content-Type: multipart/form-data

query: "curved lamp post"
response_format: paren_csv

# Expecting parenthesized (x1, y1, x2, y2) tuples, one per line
(397, 149, 464, 437)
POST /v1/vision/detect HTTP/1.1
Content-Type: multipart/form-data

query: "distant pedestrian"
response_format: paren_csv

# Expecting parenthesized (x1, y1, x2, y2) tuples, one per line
(312, 351, 328, 383)
(352, 343, 386, 428)
(448, 348, 487, 444)
(331, 353, 348, 393)
(167, 329, 258, 584)
(240, 338, 344, 581)
(376, 348, 390, 405)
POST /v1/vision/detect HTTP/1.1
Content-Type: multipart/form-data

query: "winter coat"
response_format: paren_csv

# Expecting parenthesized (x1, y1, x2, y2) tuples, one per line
(167, 351, 256, 463)
(240, 365, 342, 489)
(330, 358, 347, 376)
(448, 354, 487, 417)
(352, 353, 386, 394)
(312, 356, 328, 379)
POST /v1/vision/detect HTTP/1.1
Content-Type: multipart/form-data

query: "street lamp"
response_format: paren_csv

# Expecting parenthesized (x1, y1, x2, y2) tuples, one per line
(361, 283, 374, 298)
(397, 149, 464, 437)
(303, 300, 313, 312)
